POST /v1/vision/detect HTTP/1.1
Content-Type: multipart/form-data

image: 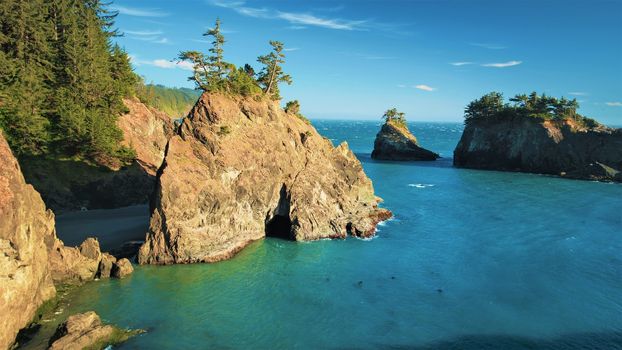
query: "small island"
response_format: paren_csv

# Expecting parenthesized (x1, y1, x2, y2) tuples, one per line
(371, 108, 440, 161)
(454, 92, 622, 182)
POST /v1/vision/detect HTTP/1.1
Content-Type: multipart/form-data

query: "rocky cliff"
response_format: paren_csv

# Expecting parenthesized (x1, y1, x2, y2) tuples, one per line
(138, 93, 391, 264)
(20, 98, 174, 212)
(0, 133, 134, 349)
(371, 120, 439, 161)
(0, 134, 56, 350)
(453, 118, 622, 182)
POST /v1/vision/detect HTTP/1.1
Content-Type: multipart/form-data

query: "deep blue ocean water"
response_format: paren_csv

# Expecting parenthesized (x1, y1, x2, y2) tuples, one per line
(51, 121, 622, 349)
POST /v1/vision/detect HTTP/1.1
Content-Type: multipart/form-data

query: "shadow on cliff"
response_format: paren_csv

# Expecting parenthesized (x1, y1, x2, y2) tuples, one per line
(334, 331, 622, 350)
(19, 156, 155, 213)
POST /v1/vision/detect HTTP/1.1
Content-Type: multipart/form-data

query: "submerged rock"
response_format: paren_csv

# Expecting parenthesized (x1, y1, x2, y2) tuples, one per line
(48, 311, 142, 350)
(138, 92, 391, 265)
(371, 120, 439, 161)
(453, 118, 622, 182)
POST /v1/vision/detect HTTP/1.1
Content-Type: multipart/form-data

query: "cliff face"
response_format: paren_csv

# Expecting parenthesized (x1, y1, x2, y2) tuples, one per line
(0, 134, 56, 350)
(371, 121, 439, 161)
(138, 93, 391, 265)
(20, 98, 174, 212)
(453, 118, 622, 182)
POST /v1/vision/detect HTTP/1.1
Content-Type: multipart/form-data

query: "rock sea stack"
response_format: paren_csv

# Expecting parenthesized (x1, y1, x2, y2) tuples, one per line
(454, 118, 622, 182)
(138, 92, 391, 265)
(371, 120, 439, 161)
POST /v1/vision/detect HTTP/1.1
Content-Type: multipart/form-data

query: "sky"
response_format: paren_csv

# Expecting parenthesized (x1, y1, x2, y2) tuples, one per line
(110, 0, 622, 125)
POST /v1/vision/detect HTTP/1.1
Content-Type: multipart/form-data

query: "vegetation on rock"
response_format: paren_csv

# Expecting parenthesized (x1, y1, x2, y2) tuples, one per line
(178, 19, 291, 100)
(134, 83, 201, 117)
(382, 108, 408, 128)
(464, 92, 600, 128)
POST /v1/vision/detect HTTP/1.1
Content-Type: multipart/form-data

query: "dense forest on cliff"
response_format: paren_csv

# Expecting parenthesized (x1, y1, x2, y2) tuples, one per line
(465, 92, 600, 128)
(0, 0, 140, 165)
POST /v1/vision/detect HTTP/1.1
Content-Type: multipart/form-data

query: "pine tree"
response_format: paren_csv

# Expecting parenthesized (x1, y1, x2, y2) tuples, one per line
(257, 41, 292, 100)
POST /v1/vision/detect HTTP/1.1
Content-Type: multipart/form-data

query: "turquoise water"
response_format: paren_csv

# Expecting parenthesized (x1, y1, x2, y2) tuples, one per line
(56, 121, 622, 349)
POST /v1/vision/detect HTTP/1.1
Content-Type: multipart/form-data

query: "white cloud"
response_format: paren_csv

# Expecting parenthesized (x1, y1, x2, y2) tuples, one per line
(210, 0, 367, 30)
(110, 5, 168, 17)
(397, 84, 407, 88)
(123, 30, 163, 36)
(283, 47, 300, 52)
(469, 42, 506, 50)
(415, 84, 436, 91)
(131, 56, 194, 71)
(605, 102, 622, 107)
(568, 92, 588, 96)
(481, 60, 522, 68)
(450, 62, 474, 66)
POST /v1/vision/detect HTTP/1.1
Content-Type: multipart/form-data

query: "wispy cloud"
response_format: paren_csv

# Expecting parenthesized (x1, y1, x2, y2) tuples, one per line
(481, 60, 522, 68)
(415, 84, 436, 91)
(397, 84, 407, 88)
(450, 61, 474, 66)
(469, 42, 506, 50)
(568, 92, 588, 96)
(210, 0, 368, 31)
(123, 30, 163, 36)
(283, 47, 300, 52)
(130, 55, 193, 71)
(110, 5, 168, 17)
(605, 102, 622, 107)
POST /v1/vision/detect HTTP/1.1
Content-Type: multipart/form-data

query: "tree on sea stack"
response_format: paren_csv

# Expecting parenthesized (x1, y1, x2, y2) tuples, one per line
(257, 41, 292, 100)
(383, 108, 407, 127)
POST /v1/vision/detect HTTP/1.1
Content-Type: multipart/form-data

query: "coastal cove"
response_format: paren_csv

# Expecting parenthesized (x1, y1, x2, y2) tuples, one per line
(41, 121, 622, 349)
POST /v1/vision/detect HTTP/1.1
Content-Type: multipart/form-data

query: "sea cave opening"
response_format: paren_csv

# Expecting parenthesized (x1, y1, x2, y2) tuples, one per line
(265, 214, 293, 240)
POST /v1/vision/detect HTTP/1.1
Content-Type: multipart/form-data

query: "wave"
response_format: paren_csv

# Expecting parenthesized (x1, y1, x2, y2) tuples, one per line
(408, 183, 435, 188)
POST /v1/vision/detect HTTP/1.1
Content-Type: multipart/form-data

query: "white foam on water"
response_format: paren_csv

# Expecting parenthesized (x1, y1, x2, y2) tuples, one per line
(407, 183, 435, 188)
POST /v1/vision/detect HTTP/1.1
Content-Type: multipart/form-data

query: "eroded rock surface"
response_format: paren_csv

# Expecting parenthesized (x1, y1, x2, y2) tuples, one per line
(48, 311, 141, 350)
(0, 134, 56, 350)
(139, 93, 391, 264)
(453, 118, 622, 182)
(371, 120, 439, 161)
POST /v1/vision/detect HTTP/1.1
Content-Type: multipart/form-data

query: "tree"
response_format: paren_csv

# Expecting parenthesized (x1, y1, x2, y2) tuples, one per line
(243, 63, 255, 78)
(464, 92, 505, 122)
(285, 100, 300, 115)
(382, 108, 406, 125)
(204, 18, 225, 78)
(257, 41, 292, 99)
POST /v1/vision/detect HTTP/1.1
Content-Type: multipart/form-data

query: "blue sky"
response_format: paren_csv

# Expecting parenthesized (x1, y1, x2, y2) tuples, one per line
(110, 0, 622, 125)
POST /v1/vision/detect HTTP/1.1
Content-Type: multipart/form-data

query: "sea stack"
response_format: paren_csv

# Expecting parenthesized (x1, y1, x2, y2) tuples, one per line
(371, 109, 439, 161)
(453, 92, 622, 182)
(138, 92, 391, 265)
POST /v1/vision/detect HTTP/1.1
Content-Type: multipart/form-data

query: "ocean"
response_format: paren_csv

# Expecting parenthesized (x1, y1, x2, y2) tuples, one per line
(45, 121, 622, 349)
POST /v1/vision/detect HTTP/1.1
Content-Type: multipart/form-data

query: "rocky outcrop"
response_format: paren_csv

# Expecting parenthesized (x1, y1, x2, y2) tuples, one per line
(20, 98, 174, 213)
(0, 134, 56, 350)
(48, 237, 133, 283)
(111, 258, 133, 278)
(454, 118, 622, 182)
(138, 93, 391, 265)
(118, 97, 175, 175)
(371, 120, 439, 160)
(48, 311, 142, 350)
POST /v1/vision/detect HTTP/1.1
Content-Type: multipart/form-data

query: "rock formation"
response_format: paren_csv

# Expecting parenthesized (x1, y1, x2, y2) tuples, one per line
(20, 98, 174, 212)
(0, 133, 134, 349)
(454, 118, 622, 182)
(48, 311, 142, 350)
(371, 120, 439, 160)
(0, 134, 56, 350)
(138, 92, 391, 265)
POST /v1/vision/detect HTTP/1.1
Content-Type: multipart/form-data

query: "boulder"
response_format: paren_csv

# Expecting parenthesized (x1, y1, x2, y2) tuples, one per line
(97, 253, 117, 279)
(453, 118, 622, 182)
(0, 134, 56, 350)
(371, 120, 439, 160)
(111, 258, 133, 278)
(48, 311, 140, 350)
(138, 92, 391, 264)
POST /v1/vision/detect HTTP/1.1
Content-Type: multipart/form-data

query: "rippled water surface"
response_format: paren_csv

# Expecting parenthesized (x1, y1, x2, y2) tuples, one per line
(52, 121, 622, 349)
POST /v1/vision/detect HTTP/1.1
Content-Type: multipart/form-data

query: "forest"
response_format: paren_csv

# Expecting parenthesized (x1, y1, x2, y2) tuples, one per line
(465, 92, 600, 128)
